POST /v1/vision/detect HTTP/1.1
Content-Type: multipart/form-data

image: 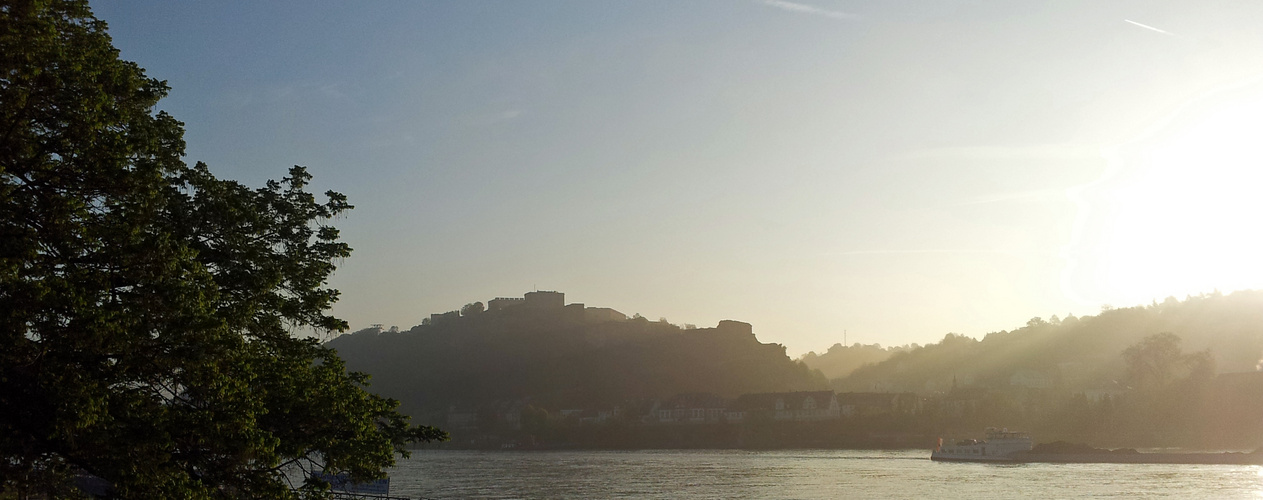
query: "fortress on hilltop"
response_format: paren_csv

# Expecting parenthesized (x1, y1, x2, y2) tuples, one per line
(428, 291, 756, 337)
(487, 290, 629, 324)
(488, 290, 564, 311)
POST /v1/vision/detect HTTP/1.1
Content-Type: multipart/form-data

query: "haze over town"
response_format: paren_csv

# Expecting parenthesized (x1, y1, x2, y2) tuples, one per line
(94, 0, 1263, 355)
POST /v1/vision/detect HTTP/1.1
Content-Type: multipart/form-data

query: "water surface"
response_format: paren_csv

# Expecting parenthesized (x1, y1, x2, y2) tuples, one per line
(388, 449, 1263, 499)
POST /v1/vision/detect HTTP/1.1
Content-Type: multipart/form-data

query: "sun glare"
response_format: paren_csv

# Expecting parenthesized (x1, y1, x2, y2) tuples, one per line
(1101, 93, 1263, 305)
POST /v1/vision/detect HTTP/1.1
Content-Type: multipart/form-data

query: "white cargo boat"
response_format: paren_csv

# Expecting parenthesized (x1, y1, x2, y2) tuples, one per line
(931, 427, 1032, 462)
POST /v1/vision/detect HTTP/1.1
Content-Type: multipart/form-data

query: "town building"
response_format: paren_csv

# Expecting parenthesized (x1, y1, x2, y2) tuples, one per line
(836, 392, 898, 417)
(729, 391, 841, 421)
(655, 393, 731, 423)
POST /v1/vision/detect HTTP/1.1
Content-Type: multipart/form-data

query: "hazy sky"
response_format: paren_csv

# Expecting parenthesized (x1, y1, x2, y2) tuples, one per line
(95, 1, 1263, 355)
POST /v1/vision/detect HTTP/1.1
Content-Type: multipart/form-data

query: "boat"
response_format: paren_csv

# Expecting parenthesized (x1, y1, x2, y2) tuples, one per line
(931, 427, 1032, 462)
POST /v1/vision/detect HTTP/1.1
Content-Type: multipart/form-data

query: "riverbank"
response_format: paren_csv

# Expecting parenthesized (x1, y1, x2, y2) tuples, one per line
(416, 423, 936, 451)
(387, 449, 1263, 499)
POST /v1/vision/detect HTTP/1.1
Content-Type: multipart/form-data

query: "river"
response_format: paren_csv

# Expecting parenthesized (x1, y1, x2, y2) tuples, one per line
(383, 449, 1263, 499)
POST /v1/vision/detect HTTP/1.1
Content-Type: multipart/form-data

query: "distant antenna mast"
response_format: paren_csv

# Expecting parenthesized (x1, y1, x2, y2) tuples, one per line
(844, 329, 847, 346)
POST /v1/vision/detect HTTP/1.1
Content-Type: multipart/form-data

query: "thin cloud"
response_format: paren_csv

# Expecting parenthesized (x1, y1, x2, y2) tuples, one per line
(317, 83, 346, 100)
(262, 81, 352, 103)
(892, 143, 1100, 162)
(826, 249, 1014, 256)
(761, 0, 858, 20)
(1124, 19, 1174, 36)
(955, 188, 1066, 206)
(484, 109, 525, 125)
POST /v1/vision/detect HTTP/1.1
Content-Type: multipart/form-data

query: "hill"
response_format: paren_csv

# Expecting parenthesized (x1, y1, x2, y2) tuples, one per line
(326, 291, 828, 422)
(834, 290, 1263, 394)
(826, 290, 1263, 448)
(800, 343, 915, 380)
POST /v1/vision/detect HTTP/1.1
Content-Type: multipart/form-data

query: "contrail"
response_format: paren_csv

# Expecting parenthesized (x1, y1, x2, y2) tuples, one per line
(761, 0, 857, 20)
(1124, 19, 1173, 36)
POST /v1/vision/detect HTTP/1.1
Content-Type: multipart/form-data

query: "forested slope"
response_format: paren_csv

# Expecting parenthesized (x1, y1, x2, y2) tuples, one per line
(835, 290, 1263, 393)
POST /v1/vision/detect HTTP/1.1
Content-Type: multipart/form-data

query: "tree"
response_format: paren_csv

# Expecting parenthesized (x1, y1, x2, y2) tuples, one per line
(460, 301, 484, 316)
(1122, 333, 1183, 390)
(1120, 333, 1215, 443)
(1122, 332, 1212, 391)
(0, 1, 444, 497)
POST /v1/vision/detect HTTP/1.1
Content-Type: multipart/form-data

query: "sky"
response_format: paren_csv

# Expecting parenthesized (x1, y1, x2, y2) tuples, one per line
(94, 0, 1263, 356)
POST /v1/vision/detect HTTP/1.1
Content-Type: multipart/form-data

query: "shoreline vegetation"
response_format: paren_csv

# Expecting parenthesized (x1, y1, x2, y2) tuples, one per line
(409, 435, 1263, 467)
(413, 434, 1263, 453)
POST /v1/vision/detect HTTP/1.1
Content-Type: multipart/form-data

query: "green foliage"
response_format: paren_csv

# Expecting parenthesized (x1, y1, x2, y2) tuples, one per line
(0, 1, 444, 497)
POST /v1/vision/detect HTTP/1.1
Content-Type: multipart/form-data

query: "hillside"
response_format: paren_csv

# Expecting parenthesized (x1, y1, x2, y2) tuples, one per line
(834, 290, 1263, 394)
(326, 291, 828, 421)
(817, 290, 1263, 448)
(800, 343, 913, 380)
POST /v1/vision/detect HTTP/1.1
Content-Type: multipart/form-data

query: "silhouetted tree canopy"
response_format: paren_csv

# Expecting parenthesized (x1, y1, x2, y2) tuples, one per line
(0, 1, 443, 497)
(461, 301, 485, 316)
(1123, 332, 1209, 391)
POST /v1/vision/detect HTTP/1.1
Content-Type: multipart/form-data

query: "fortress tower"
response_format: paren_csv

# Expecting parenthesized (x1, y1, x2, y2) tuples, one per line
(488, 291, 565, 311)
(524, 290, 564, 309)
